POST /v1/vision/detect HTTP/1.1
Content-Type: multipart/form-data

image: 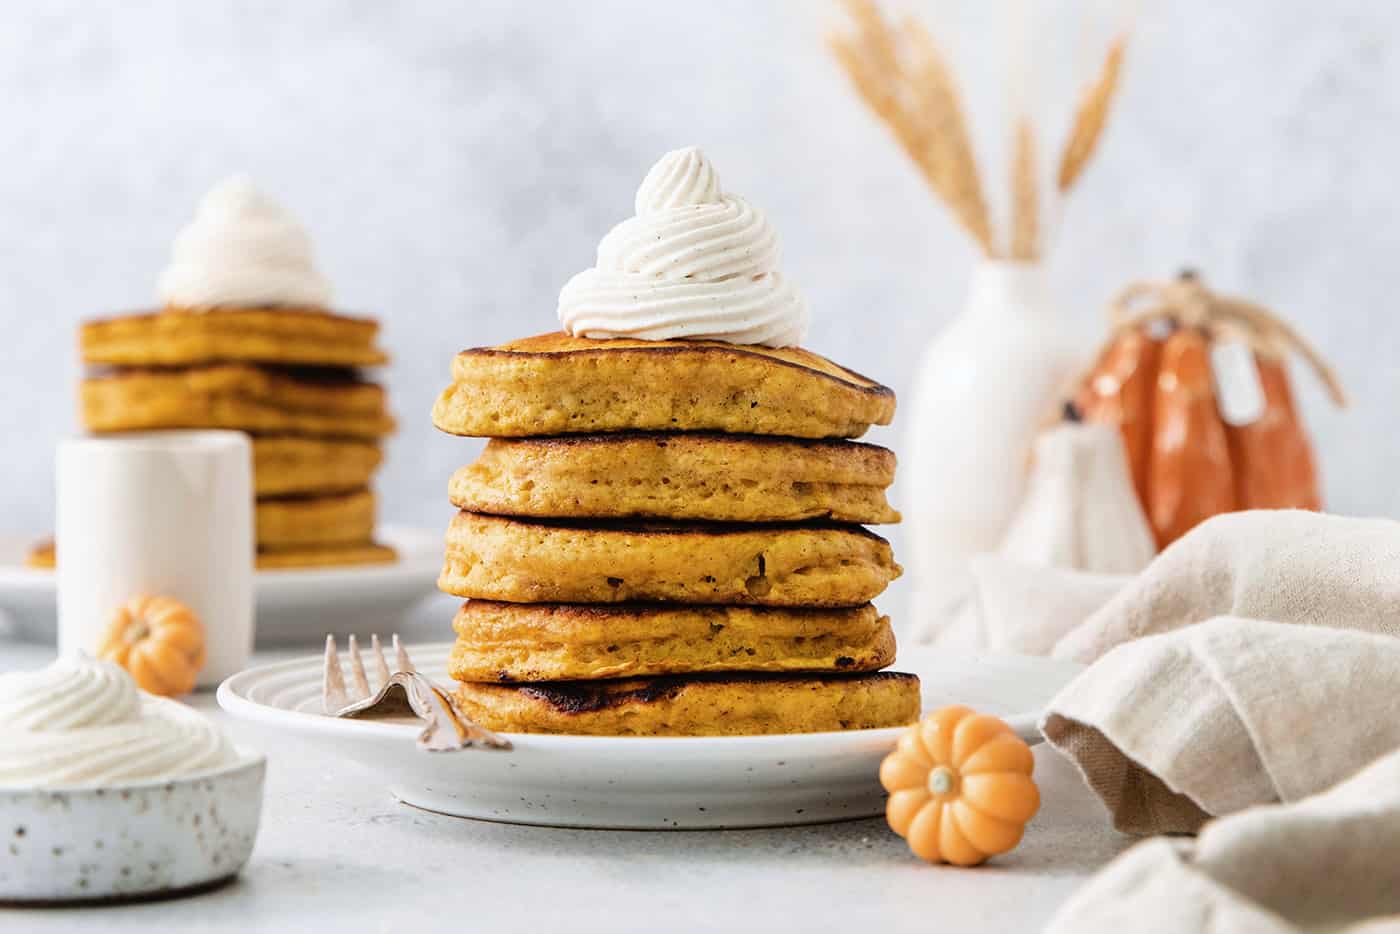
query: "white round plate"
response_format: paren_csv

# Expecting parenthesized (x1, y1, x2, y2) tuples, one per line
(0, 526, 441, 646)
(218, 642, 1082, 830)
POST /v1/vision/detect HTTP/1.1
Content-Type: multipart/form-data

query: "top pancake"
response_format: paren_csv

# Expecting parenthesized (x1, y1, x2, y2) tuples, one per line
(82, 307, 388, 368)
(432, 332, 895, 439)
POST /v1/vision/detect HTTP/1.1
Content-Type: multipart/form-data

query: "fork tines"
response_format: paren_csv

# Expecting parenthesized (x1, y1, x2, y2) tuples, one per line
(323, 633, 413, 716)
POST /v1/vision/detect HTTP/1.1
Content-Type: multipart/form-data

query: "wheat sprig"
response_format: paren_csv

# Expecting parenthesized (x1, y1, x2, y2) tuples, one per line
(1008, 117, 1040, 260)
(830, 0, 994, 254)
(1056, 33, 1128, 193)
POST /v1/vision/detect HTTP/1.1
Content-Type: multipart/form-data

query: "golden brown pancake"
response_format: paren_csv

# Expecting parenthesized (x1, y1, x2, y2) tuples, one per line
(81, 307, 387, 368)
(449, 433, 899, 524)
(29, 537, 397, 570)
(449, 601, 896, 682)
(452, 670, 921, 736)
(439, 511, 901, 607)
(432, 332, 895, 439)
(81, 365, 394, 440)
(256, 489, 376, 548)
(255, 542, 397, 570)
(254, 437, 382, 497)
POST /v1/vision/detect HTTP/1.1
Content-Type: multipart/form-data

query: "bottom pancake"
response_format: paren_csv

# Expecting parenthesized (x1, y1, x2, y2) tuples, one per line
(452, 671, 921, 736)
(28, 537, 396, 571)
(450, 601, 896, 682)
(255, 542, 397, 570)
(256, 489, 375, 548)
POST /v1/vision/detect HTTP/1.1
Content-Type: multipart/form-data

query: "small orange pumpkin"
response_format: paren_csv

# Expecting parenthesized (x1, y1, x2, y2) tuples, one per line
(880, 705, 1039, 866)
(96, 595, 206, 697)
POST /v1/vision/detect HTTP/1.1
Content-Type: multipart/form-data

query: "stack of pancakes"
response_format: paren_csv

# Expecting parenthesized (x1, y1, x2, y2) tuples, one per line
(431, 332, 920, 736)
(78, 307, 396, 569)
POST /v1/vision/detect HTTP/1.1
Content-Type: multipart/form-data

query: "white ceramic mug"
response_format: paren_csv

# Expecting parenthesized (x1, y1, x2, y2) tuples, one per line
(56, 431, 254, 687)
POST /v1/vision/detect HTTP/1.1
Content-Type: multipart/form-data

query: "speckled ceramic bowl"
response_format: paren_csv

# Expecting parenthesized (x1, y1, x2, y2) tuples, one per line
(0, 748, 265, 904)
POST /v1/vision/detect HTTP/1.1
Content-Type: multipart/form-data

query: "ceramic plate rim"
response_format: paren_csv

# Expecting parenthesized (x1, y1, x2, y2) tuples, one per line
(218, 642, 1048, 748)
(0, 524, 441, 583)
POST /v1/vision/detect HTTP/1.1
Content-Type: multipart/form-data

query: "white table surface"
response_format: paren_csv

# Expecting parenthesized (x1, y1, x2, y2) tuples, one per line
(0, 638, 1133, 933)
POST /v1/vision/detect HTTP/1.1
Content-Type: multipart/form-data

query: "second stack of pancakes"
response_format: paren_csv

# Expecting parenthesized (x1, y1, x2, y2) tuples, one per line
(76, 177, 396, 569)
(81, 308, 395, 568)
(433, 333, 918, 736)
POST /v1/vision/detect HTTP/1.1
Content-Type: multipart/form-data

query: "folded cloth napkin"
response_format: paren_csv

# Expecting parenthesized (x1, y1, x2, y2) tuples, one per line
(1043, 618, 1400, 834)
(1045, 745, 1400, 932)
(1052, 510, 1400, 664)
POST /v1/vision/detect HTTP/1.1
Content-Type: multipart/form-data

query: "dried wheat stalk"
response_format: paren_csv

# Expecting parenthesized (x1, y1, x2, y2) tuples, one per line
(831, 3, 1127, 257)
(1057, 32, 1129, 192)
(829, 0, 994, 254)
(1008, 117, 1040, 260)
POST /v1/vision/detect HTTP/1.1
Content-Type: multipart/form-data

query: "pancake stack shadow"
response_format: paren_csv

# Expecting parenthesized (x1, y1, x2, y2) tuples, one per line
(431, 332, 921, 736)
(79, 308, 397, 569)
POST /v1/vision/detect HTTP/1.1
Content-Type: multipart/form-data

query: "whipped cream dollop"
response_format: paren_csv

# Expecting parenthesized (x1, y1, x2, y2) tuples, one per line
(0, 656, 239, 789)
(156, 174, 334, 309)
(557, 147, 809, 348)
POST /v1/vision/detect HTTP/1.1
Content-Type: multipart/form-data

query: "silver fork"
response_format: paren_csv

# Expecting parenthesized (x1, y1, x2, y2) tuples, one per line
(322, 634, 510, 753)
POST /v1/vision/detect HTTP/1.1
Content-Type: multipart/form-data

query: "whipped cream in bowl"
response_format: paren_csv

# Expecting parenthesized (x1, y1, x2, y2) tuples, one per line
(558, 147, 810, 348)
(156, 174, 334, 310)
(0, 656, 265, 902)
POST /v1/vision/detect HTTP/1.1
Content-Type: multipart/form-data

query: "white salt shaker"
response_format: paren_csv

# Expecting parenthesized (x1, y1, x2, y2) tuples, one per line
(56, 431, 254, 686)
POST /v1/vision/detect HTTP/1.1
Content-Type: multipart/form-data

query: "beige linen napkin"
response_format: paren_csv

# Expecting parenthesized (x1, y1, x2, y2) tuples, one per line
(1053, 510, 1400, 664)
(1042, 617, 1400, 835)
(1046, 746, 1400, 932)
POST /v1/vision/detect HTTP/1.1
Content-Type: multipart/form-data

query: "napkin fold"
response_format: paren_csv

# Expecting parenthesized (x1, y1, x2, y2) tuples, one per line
(1053, 510, 1400, 663)
(1046, 745, 1400, 932)
(1043, 618, 1400, 834)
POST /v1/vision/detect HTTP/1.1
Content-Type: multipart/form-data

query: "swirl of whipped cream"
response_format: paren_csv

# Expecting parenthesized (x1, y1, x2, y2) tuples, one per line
(558, 147, 809, 348)
(156, 174, 333, 309)
(0, 656, 239, 789)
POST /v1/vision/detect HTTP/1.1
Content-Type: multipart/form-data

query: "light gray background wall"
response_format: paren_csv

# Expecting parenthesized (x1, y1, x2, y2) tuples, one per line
(1, 1, 1394, 628)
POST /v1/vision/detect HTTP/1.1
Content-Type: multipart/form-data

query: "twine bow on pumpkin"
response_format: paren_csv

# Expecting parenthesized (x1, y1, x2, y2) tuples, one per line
(1106, 272, 1347, 407)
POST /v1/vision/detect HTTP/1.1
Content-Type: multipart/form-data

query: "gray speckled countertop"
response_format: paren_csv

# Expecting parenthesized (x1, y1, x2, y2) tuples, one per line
(0, 641, 1132, 933)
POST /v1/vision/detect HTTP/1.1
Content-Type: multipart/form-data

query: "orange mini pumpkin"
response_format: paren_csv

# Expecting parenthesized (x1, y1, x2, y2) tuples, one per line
(96, 594, 206, 697)
(880, 705, 1039, 866)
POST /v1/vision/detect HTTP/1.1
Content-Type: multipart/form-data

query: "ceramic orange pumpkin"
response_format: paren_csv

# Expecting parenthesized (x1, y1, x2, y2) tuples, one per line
(880, 705, 1039, 866)
(1074, 272, 1344, 550)
(96, 594, 206, 697)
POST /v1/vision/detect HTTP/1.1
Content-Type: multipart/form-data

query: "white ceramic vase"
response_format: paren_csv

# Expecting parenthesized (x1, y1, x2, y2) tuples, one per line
(906, 260, 1084, 644)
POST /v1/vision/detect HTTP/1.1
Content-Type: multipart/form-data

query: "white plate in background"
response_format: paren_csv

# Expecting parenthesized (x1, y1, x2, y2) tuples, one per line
(0, 525, 443, 647)
(218, 642, 1082, 830)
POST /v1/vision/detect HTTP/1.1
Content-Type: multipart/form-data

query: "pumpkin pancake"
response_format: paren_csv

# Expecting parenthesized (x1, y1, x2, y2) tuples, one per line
(440, 512, 900, 607)
(255, 541, 396, 570)
(452, 670, 921, 736)
(254, 437, 382, 497)
(81, 365, 394, 440)
(449, 601, 896, 682)
(32, 537, 396, 571)
(256, 489, 376, 549)
(81, 307, 387, 368)
(431, 331, 895, 439)
(449, 433, 899, 524)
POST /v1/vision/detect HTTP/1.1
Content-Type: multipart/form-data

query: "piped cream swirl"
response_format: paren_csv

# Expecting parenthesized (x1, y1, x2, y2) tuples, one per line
(558, 147, 809, 348)
(0, 656, 239, 789)
(156, 174, 333, 309)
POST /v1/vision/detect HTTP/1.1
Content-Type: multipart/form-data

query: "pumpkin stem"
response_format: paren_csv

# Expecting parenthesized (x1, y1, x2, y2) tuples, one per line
(122, 614, 150, 645)
(928, 765, 958, 797)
